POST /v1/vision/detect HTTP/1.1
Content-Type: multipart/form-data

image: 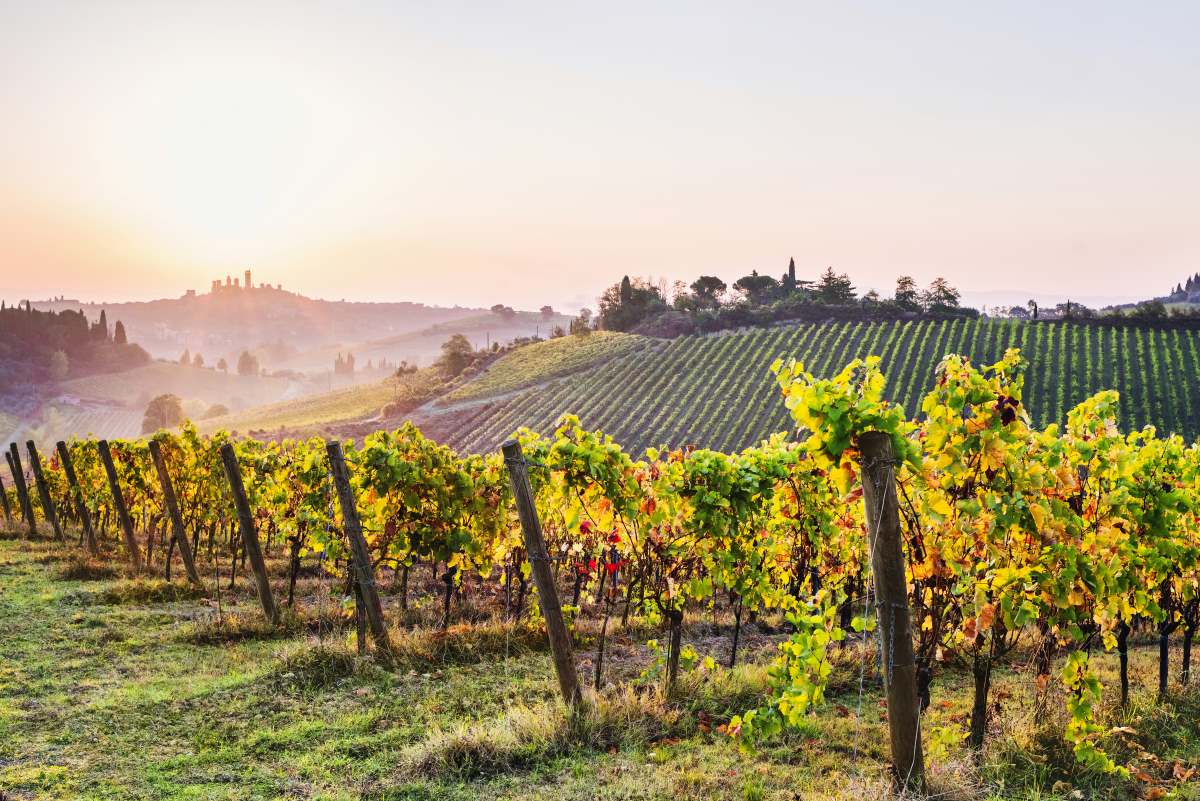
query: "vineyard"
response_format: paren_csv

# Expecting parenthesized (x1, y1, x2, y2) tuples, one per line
(443, 320, 1200, 455)
(2, 347, 1199, 799)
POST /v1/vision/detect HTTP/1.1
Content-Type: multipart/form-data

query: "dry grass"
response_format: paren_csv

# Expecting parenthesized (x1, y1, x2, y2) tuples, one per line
(401, 685, 682, 780)
(58, 555, 122, 581)
(80, 577, 206, 605)
(267, 638, 385, 693)
(386, 620, 551, 671)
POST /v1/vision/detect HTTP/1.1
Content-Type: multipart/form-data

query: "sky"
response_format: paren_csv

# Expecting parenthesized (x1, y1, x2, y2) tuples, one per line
(1, 1, 1197, 311)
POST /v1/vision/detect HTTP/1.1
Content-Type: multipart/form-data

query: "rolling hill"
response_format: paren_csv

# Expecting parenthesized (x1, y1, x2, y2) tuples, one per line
(182, 318, 1200, 457)
(438, 319, 1200, 455)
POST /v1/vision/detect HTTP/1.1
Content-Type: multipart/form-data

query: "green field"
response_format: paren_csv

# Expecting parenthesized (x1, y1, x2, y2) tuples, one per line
(197, 380, 395, 435)
(2, 535, 1195, 800)
(444, 320, 1200, 455)
(439, 331, 654, 404)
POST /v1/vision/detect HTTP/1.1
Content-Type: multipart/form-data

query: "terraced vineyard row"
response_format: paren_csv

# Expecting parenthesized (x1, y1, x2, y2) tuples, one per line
(449, 320, 1200, 455)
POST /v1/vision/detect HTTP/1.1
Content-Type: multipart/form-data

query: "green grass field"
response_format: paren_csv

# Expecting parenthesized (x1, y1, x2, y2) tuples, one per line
(440, 331, 654, 404)
(1, 534, 1197, 800)
(196, 372, 438, 436)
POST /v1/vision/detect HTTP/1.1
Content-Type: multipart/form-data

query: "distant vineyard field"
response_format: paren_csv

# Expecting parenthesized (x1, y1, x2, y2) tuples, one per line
(446, 319, 1200, 455)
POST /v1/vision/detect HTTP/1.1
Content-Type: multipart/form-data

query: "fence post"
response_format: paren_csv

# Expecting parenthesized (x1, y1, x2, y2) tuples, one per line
(219, 443, 278, 624)
(98, 441, 142, 571)
(501, 439, 583, 708)
(26, 442, 63, 541)
(57, 441, 99, 557)
(859, 431, 924, 795)
(0, 470, 12, 527)
(148, 439, 202, 586)
(325, 440, 392, 657)
(9, 445, 37, 536)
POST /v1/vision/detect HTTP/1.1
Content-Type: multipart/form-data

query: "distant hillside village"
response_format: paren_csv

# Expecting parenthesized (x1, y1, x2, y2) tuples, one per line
(188, 269, 285, 297)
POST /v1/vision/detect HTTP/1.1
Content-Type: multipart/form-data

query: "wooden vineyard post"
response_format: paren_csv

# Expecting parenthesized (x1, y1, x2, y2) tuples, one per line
(325, 440, 392, 657)
(26, 442, 63, 541)
(57, 441, 99, 557)
(98, 441, 142, 570)
(501, 439, 583, 709)
(9, 444, 37, 536)
(0, 470, 13, 527)
(858, 431, 924, 795)
(219, 443, 279, 624)
(148, 440, 202, 586)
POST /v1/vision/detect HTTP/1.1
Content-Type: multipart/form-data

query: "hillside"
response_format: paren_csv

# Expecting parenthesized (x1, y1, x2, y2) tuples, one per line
(60, 361, 297, 410)
(438, 330, 652, 404)
(33, 287, 488, 365)
(196, 367, 447, 436)
(274, 310, 574, 372)
(438, 319, 1200, 455)
(186, 318, 1200, 457)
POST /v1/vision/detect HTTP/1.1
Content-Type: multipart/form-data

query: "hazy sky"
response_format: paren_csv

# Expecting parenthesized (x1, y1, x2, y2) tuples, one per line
(1, 2, 1197, 310)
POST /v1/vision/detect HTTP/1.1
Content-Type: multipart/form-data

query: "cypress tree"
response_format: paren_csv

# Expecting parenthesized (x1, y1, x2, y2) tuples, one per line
(114, 320, 127, 345)
(619, 275, 632, 305)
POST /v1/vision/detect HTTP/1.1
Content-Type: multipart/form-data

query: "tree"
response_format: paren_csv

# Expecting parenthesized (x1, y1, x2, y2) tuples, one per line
(782, 257, 797, 292)
(113, 320, 127, 345)
(94, 309, 109, 340)
(490, 304, 517, 320)
(690, 276, 727, 308)
(202, 403, 229, 419)
(141, 394, 184, 434)
(437, 334, 474, 376)
(1027, 300, 1039, 320)
(1131, 300, 1167, 320)
(179, 349, 191, 366)
(236, 350, 260, 376)
(540, 305, 556, 319)
(571, 308, 594, 336)
(815, 267, 855, 305)
(921, 277, 960, 312)
(217, 357, 228, 372)
(598, 278, 666, 331)
(48, 350, 69, 380)
(192, 353, 204, 368)
(733, 271, 778, 305)
(894, 276, 920, 312)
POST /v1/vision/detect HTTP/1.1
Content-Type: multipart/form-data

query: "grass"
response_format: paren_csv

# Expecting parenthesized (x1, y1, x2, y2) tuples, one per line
(441, 332, 654, 404)
(60, 361, 293, 408)
(1, 535, 1198, 800)
(197, 368, 445, 436)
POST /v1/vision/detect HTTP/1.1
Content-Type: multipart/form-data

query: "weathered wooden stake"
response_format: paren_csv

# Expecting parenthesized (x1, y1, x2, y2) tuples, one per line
(219, 443, 278, 624)
(501, 439, 583, 708)
(148, 439, 202, 586)
(859, 431, 924, 795)
(57, 441, 99, 556)
(9, 445, 37, 535)
(326, 440, 392, 657)
(0, 470, 13, 526)
(26, 442, 63, 541)
(98, 440, 142, 570)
